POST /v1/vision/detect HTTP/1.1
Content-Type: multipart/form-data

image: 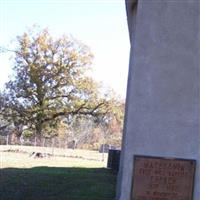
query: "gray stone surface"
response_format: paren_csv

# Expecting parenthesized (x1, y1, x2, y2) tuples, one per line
(117, 0, 200, 199)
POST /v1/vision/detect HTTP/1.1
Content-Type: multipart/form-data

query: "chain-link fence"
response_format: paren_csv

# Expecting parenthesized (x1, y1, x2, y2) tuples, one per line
(0, 134, 118, 151)
(0, 134, 75, 148)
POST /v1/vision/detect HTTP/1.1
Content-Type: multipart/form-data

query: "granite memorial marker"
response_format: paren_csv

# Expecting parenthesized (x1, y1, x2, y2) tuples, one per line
(117, 1, 200, 200)
(132, 156, 195, 200)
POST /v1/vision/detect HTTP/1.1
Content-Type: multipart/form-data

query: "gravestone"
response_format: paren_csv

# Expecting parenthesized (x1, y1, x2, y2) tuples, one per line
(117, 0, 200, 200)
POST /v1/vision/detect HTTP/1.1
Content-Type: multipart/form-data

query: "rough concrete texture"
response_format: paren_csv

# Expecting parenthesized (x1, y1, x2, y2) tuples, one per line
(117, 0, 200, 199)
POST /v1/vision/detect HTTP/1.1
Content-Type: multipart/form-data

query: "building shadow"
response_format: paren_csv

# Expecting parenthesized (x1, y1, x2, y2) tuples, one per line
(1, 167, 117, 200)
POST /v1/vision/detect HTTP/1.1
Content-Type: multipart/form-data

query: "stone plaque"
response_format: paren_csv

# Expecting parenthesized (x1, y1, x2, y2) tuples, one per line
(131, 155, 196, 200)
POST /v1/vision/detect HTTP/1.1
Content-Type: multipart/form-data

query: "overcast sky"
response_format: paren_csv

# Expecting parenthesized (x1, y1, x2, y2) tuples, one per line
(0, 0, 130, 98)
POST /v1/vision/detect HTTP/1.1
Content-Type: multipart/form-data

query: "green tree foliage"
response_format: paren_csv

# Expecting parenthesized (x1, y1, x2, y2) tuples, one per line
(2, 27, 110, 138)
(98, 92, 125, 148)
(66, 91, 125, 149)
(0, 96, 13, 135)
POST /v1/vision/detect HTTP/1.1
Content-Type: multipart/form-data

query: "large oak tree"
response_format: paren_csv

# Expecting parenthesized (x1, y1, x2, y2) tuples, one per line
(2, 27, 110, 139)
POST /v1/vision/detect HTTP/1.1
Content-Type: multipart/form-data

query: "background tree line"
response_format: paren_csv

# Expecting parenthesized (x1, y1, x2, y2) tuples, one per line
(0, 26, 124, 150)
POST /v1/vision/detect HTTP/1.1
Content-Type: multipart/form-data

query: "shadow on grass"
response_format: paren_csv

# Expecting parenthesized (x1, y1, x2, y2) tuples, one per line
(0, 167, 117, 200)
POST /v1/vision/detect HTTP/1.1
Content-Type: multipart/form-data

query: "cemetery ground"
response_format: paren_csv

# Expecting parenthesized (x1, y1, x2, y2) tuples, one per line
(0, 145, 117, 200)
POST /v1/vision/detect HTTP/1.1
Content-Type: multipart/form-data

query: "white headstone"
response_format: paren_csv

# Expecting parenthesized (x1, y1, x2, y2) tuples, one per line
(117, 0, 200, 199)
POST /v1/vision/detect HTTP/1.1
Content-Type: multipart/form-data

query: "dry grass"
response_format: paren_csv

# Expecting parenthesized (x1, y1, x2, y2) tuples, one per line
(0, 145, 108, 169)
(1, 152, 107, 169)
(0, 145, 116, 200)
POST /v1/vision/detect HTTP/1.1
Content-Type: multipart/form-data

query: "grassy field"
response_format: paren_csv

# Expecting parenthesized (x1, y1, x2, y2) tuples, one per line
(0, 146, 117, 200)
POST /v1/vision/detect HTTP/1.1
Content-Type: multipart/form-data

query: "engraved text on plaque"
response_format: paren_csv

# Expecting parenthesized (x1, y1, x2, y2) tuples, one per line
(131, 155, 196, 200)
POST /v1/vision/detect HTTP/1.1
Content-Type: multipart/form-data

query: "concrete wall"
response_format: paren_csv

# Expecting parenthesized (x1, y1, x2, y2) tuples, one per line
(117, 1, 200, 199)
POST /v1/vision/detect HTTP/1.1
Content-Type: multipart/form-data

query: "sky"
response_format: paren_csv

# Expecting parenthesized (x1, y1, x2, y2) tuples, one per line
(0, 0, 130, 98)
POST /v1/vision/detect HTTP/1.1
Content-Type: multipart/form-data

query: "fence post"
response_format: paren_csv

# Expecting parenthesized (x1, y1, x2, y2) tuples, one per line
(6, 135, 9, 145)
(51, 138, 55, 156)
(102, 144, 105, 161)
(42, 138, 45, 147)
(58, 138, 61, 149)
(34, 136, 37, 146)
